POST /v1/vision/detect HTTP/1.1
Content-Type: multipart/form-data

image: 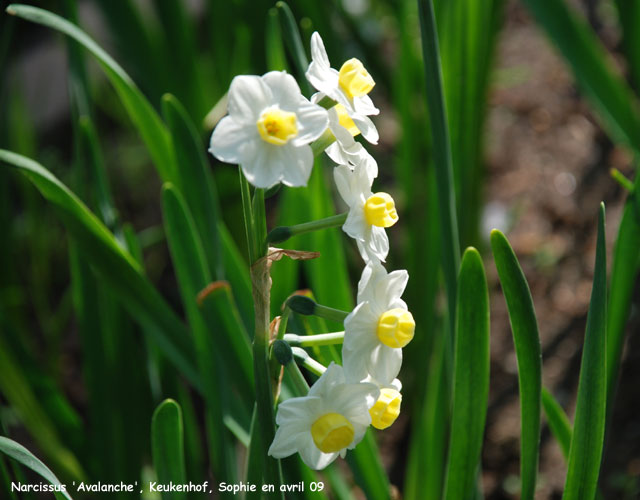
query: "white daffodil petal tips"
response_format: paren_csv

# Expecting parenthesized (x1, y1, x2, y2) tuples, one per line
(209, 71, 329, 189)
(268, 363, 378, 470)
(306, 32, 379, 144)
(334, 164, 397, 263)
(342, 261, 413, 385)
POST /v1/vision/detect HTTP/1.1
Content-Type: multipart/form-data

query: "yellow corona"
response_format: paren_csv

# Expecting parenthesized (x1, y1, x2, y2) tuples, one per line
(311, 413, 355, 453)
(256, 107, 298, 145)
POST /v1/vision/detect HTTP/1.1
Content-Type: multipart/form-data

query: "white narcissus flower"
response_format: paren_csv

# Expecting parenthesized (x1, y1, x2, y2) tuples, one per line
(334, 164, 398, 262)
(306, 32, 379, 144)
(268, 363, 378, 470)
(209, 71, 329, 189)
(342, 261, 415, 386)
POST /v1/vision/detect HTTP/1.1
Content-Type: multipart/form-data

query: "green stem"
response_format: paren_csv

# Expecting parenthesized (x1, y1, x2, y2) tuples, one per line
(284, 331, 345, 347)
(291, 347, 327, 377)
(285, 362, 311, 396)
(266, 212, 347, 244)
(286, 295, 350, 322)
(239, 170, 256, 262)
(243, 177, 283, 498)
(316, 95, 336, 109)
(311, 128, 337, 156)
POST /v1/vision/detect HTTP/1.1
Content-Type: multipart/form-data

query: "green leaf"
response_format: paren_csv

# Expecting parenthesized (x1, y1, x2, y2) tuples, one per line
(6, 4, 176, 182)
(0, 335, 85, 482)
(520, 0, 640, 154)
(0, 149, 199, 389)
(541, 388, 572, 460)
(0, 436, 74, 500)
(161, 94, 223, 278)
(161, 183, 239, 487)
(490, 229, 542, 500)
(606, 173, 640, 411)
(562, 203, 607, 500)
(151, 400, 187, 500)
(417, 0, 461, 334)
(444, 247, 490, 500)
(614, 0, 640, 90)
(275, 2, 311, 92)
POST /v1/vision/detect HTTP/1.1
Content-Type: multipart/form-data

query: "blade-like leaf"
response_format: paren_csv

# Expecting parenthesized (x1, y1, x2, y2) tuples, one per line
(520, 0, 640, 154)
(541, 388, 572, 460)
(490, 229, 542, 500)
(151, 399, 187, 500)
(161, 183, 239, 487)
(6, 4, 177, 182)
(563, 203, 607, 500)
(0, 149, 199, 389)
(606, 173, 640, 411)
(0, 436, 73, 500)
(444, 247, 490, 500)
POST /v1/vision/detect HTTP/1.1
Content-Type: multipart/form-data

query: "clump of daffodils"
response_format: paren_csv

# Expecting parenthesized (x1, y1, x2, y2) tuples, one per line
(209, 32, 414, 470)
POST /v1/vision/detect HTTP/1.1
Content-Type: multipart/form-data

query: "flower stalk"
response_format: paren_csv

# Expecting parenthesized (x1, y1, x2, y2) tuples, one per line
(286, 295, 349, 322)
(266, 212, 347, 244)
(284, 331, 345, 347)
(292, 347, 328, 376)
(243, 177, 283, 498)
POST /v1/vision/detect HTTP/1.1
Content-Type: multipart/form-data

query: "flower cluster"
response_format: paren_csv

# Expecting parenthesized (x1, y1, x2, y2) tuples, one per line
(209, 32, 414, 470)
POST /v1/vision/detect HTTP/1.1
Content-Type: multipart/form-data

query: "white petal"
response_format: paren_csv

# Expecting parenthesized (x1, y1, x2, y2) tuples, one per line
(279, 145, 314, 187)
(342, 207, 367, 242)
(268, 427, 308, 458)
(354, 94, 380, 116)
(368, 345, 402, 385)
(342, 346, 370, 383)
(343, 302, 379, 352)
(275, 396, 319, 426)
(240, 141, 282, 189)
(367, 226, 389, 262)
(310, 32, 331, 69)
(334, 164, 356, 206)
(292, 101, 329, 145)
(298, 435, 339, 470)
(352, 114, 379, 144)
(262, 71, 303, 111)
(308, 362, 344, 398)
(384, 269, 409, 307)
(227, 75, 272, 123)
(209, 116, 255, 164)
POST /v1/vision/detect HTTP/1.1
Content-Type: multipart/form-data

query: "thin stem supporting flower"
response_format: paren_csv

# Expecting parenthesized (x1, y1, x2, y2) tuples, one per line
(267, 212, 348, 244)
(284, 331, 345, 347)
(286, 295, 350, 322)
(292, 347, 327, 377)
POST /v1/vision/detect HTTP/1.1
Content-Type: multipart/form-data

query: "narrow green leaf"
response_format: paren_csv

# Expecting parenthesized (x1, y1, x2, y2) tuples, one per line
(614, 0, 640, 90)
(520, 0, 640, 154)
(541, 388, 572, 460)
(490, 229, 542, 500)
(152, 399, 187, 500)
(563, 203, 607, 500)
(444, 247, 490, 500)
(0, 335, 85, 482)
(161, 94, 223, 278)
(161, 183, 238, 487)
(6, 4, 176, 182)
(417, 0, 461, 336)
(0, 149, 199, 389)
(606, 173, 640, 411)
(0, 436, 73, 500)
(275, 2, 311, 92)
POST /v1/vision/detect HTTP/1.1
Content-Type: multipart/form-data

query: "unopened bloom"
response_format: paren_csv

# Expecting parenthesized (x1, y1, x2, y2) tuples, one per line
(368, 378, 402, 430)
(268, 363, 378, 470)
(306, 32, 379, 144)
(334, 164, 398, 262)
(209, 71, 328, 189)
(342, 261, 414, 385)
